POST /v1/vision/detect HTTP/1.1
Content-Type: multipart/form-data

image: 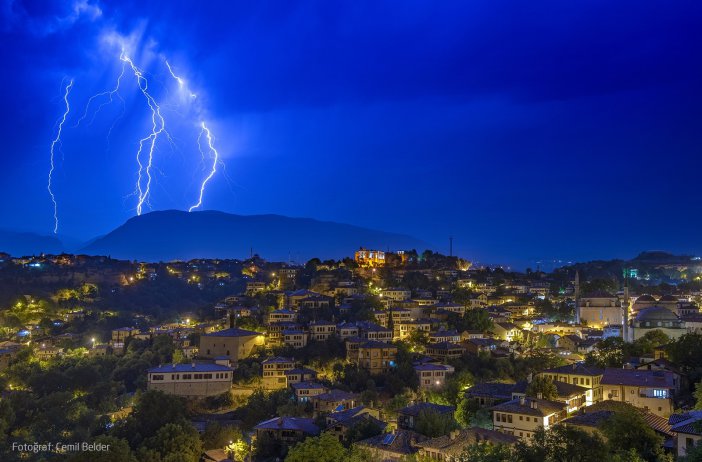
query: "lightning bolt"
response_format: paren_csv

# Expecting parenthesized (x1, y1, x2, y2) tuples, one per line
(189, 122, 218, 212)
(120, 51, 167, 215)
(165, 60, 197, 99)
(73, 61, 126, 128)
(48, 79, 74, 234)
(163, 58, 223, 212)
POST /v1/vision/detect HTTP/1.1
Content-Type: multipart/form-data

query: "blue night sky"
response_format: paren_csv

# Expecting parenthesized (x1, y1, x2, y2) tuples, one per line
(0, 0, 701, 268)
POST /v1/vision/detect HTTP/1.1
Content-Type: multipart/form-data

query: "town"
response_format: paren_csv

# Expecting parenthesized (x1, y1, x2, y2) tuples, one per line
(0, 249, 701, 461)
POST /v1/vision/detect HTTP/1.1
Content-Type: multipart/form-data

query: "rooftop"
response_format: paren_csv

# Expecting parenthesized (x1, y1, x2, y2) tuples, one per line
(399, 402, 455, 417)
(601, 368, 674, 388)
(490, 397, 566, 417)
(203, 327, 262, 338)
(148, 363, 233, 373)
(254, 416, 320, 435)
(415, 428, 518, 455)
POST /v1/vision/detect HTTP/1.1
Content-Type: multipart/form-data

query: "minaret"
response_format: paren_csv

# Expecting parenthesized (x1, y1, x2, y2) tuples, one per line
(574, 271, 580, 324)
(622, 269, 630, 342)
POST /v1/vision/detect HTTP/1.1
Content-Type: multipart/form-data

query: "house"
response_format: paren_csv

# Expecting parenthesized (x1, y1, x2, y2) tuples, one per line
(285, 367, 317, 385)
(415, 428, 518, 461)
(373, 310, 390, 327)
(395, 320, 432, 341)
(266, 309, 298, 325)
(286, 289, 325, 309)
(356, 321, 393, 343)
(492, 322, 522, 342)
(382, 288, 412, 301)
(414, 363, 455, 390)
(282, 329, 308, 349)
(635, 357, 685, 393)
(262, 356, 295, 389)
(291, 381, 326, 402)
(310, 389, 358, 415)
(254, 416, 320, 451)
(199, 327, 265, 364)
(349, 340, 398, 375)
(600, 368, 675, 417)
(471, 294, 489, 308)
(466, 382, 515, 407)
(309, 321, 337, 341)
(425, 342, 465, 361)
(538, 363, 605, 404)
(146, 363, 233, 398)
(429, 330, 461, 344)
(467, 380, 589, 414)
(299, 294, 332, 310)
(464, 337, 503, 355)
(433, 303, 467, 316)
(245, 281, 266, 295)
(397, 403, 455, 432)
(563, 400, 676, 447)
(669, 411, 702, 458)
(460, 330, 484, 341)
(511, 380, 590, 414)
(491, 397, 568, 440)
(556, 334, 582, 352)
(267, 321, 300, 346)
(36, 345, 63, 360)
(181, 345, 199, 359)
(354, 429, 427, 462)
(390, 307, 413, 324)
(111, 327, 139, 352)
(325, 406, 386, 444)
(337, 322, 359, 339)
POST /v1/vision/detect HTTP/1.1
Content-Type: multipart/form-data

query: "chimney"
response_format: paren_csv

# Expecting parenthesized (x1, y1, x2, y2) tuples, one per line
(537, 392, 543, 400)
(519, 396, 526, 406)
(530, 400, 537, 409)
(450, 430, 459, 440)
(527, 372, 533, 384)
(191, 362, 195, 368)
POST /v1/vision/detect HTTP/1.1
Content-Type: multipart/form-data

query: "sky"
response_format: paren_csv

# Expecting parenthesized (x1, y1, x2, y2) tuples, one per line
(0, 0, 701, 268)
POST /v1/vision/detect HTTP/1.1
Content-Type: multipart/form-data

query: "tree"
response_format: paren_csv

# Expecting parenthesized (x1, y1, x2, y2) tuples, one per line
(600, 408, 667, 462)
(586, 337, 625, 368)
(114, 390, 188, 447)
(457, 441, 513, 462)
(525, 376, 558, 401)
(695, 381, 702, 410)
(463, 309, 494, 332)
(514, 425, 608, 462)
(284, 432, 350, 462)
(414, 408, 459, 438)
(668, 333, 702, 379)
(202, 422, 244, 450)
(345, 418, 383, 444)
(68, 436, 137, 462)
(137, 422, 202, 462)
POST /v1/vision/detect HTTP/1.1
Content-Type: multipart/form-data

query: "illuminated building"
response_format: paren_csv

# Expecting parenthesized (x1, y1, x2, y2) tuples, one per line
(354, 248, 386, 267)
(147, 363, 233, 398)
(354, 248, 411, 267)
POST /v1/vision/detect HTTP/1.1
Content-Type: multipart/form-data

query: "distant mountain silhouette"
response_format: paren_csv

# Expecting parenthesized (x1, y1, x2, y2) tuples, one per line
(0, 229, 63, 256)
(81, 210, 431, 262)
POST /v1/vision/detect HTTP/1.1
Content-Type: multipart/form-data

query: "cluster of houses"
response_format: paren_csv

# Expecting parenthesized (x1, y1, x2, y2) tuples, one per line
(8, 252, 702, 460)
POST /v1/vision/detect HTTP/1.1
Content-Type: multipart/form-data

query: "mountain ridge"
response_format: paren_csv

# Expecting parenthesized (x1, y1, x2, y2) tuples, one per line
(79, 210, 431, 262)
